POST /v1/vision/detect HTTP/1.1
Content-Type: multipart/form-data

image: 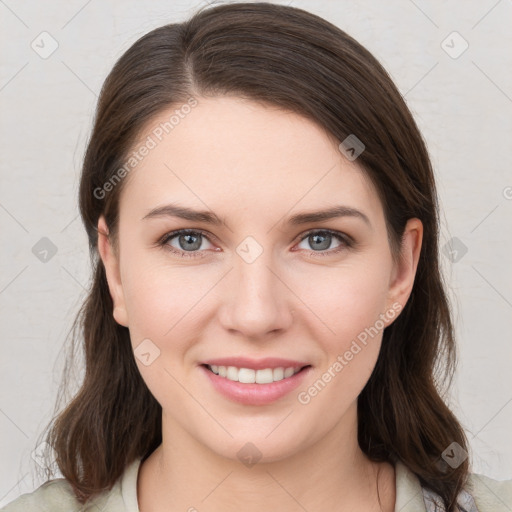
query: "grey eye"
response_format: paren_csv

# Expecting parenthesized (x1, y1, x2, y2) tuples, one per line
(165, 231, 214, 252)
(297, 231, 342, 252)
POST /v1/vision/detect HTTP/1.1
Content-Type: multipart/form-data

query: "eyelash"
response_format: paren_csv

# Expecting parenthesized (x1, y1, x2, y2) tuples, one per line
(157, 228, 354, 259)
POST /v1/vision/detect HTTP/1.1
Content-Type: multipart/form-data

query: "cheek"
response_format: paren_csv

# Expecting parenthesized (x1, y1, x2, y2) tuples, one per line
(292, 259, 391, 344)
(120, 257, 215, 351)
(119, 260, 210, 408)
(295, 265, 388, 419)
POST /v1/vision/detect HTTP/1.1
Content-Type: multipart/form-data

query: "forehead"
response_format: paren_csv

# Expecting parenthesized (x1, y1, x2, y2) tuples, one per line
(118, 96, 383, 228)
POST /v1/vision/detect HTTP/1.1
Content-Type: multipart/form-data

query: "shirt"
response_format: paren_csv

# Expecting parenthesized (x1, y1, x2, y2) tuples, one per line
(1, 457, 511, 511)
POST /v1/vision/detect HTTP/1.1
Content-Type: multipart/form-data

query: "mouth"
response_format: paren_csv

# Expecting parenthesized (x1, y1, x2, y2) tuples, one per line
(202, 363, 311, 384)
(200, 363, 313, 405)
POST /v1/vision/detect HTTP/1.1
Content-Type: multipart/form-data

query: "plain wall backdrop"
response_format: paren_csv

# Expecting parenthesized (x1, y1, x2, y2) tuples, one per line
(1, 0, 511, 505)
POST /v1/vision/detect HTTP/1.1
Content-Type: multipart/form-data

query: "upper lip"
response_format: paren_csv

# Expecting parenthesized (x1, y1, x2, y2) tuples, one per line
(201, 357, 311, 370)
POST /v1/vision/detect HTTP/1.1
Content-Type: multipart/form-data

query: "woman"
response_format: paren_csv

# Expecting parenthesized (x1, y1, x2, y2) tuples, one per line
(2, 2, 511, 511)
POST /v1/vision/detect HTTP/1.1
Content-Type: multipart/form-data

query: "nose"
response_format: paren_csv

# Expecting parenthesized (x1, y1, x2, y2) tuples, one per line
(218, 250, 294, 340)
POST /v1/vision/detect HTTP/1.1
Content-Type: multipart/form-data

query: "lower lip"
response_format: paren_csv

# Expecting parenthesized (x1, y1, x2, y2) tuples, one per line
(200, 365, 312, 406)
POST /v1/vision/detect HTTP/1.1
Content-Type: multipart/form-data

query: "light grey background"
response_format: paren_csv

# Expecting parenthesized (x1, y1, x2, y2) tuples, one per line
(1, 0, 511, 505)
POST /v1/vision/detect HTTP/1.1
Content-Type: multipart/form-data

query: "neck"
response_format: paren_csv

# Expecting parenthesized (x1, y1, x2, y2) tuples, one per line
(137, 403, 395, 512)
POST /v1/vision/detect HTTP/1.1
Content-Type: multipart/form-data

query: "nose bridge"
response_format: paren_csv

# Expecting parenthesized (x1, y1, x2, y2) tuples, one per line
(221, 234, 291, 336)
(235, 236, 282, 307)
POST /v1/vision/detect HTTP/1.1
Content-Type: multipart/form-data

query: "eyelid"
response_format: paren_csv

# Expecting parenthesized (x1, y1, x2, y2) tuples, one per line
(158, 228, 216, 246)
(158, 227, 353, 257)
(157, 228, 217, 258)
(296, 228, 353, 245)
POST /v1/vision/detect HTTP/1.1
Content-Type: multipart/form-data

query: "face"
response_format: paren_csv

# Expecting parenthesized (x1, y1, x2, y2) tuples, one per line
(98, 95, 422, 463)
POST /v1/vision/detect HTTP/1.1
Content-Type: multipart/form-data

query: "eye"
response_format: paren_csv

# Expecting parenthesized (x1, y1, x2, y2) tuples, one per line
(158, 229, 217, 258)
(158, 228, 353, 259)
(294, 229, 353, 256)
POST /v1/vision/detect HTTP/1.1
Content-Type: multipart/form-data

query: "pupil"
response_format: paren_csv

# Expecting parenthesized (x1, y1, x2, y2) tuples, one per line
(181, 233, 200, 251)
(311, 233, 330, 251)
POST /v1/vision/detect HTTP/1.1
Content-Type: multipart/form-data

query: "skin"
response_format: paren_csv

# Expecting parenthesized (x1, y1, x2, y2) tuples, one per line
(97, 95, 423, 511)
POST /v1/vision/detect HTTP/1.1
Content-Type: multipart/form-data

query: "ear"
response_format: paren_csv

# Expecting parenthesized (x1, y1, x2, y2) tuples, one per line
(97, 215, 129, 327)
(384, 218, 423, 322)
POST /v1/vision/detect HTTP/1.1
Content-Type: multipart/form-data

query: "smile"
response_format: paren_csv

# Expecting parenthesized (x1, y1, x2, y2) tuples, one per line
(205, 364, 304, 384)
(200, 363, 312, 405)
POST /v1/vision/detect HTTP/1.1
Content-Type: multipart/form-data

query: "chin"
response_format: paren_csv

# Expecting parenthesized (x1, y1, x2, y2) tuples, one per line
(197, 421, 314, 466)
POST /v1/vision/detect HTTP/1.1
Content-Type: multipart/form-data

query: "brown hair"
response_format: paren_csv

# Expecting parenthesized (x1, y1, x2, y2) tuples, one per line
(37, 2, 470, 509)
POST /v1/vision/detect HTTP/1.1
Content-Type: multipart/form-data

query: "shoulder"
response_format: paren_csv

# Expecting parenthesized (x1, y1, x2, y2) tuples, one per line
(395, 460, 512, 512)
(465, 471, 512, 512)
(1, 478, 80, 511)
(0, 477, 124, 512)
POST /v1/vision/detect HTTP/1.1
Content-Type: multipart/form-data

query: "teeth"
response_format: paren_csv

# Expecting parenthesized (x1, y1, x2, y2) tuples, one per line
(207, 365, 303, 384)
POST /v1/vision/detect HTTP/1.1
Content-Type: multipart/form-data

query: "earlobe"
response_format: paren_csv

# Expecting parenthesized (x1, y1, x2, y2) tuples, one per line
(97, 215, 129, 327)
(385, 218, 423, 322)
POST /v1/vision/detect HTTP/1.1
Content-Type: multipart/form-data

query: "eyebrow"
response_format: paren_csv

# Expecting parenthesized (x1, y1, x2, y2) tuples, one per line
(141, 203, 371, 228)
